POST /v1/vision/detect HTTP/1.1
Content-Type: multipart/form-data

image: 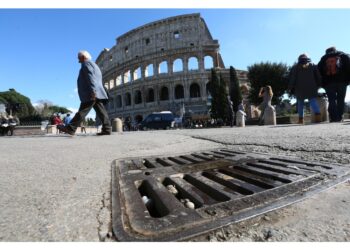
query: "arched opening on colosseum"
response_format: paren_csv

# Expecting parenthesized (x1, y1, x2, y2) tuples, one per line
(173, 58, 183, 72)
(116, 75, 122, 86)
(104, 82, 109, 90)
(160, 86, 169, 101)
(146, 88, 155, 103)
(206, 82, 212, 97)
(109, 79, 114, 89)
(133, 67, 142, 81)
(116, 95, 122, 108)
(175, 84, 184, 99)
(190, 83, 201, 98)
(109, 97, 114, 110)
(134, 90, 142, 104)
(145, 64, 154, 77)
(173, 31, 181, 39)
(188, 57, 199, 71)
(123, 70, 131, 83)
(158, 61, 168, 74)
(204, 55, 214, 69)
(125, 92, 131, 106)
(135, 115, 143, 124)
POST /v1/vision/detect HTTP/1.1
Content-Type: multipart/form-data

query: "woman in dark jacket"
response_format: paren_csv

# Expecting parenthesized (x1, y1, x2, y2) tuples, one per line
(289, 54, 322, 124)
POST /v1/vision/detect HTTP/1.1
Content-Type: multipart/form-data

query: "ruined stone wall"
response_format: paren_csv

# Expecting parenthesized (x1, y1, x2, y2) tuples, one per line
(96, 13, 248, 124)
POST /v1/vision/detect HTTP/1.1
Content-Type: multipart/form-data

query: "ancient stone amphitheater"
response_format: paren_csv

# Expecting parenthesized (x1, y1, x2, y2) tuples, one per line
(96, 13, 249, 124)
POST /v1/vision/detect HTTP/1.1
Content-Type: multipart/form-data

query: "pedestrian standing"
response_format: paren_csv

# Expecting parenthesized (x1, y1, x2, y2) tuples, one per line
(318, 47, 350, 122)
(289, 54, 322, 124)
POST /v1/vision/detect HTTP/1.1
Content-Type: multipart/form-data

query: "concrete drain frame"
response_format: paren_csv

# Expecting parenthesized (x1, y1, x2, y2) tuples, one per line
(111, 148, 350, 241)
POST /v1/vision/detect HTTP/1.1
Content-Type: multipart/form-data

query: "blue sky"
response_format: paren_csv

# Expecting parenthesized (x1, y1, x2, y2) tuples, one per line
(1, 9, 350, 115)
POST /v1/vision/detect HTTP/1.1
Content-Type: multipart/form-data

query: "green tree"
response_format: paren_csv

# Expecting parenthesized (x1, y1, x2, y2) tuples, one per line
(86, 118, 95, 126)
(218, 73, 229, 121)
(48, 105, 71, 114)
(35, 100, 72, 117)
(208, 69, 229, 121)
(208, 69, 220, 119)
(247, 62, 289, 105)
(0, 88, 35, 117)
(229, 66, 242, 112)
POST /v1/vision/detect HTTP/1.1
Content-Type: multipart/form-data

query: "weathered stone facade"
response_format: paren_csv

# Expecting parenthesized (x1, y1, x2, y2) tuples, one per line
(96, 13, 248, 124)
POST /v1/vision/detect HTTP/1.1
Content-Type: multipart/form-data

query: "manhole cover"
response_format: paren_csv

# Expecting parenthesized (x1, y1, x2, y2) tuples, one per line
(111, 148, 350, 241)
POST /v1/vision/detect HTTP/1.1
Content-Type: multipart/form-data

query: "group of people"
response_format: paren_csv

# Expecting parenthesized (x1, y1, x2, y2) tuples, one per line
(0, 113, 19, 136)
(259, 46, 350, 125)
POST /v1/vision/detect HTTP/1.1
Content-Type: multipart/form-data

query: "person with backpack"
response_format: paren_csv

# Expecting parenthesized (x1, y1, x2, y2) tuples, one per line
(318, 47, 350, 122)
(289, 54, 322, 124)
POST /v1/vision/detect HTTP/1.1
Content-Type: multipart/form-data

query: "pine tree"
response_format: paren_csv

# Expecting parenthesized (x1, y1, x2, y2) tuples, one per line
(209, 68, 220, 119)
(218, 73, 229, 122)
(229, 66, 242, 112)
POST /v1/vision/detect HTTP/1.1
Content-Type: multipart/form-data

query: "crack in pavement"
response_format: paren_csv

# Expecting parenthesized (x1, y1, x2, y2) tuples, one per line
(191, 135, 350, 154)
(96, 165, 114, 242)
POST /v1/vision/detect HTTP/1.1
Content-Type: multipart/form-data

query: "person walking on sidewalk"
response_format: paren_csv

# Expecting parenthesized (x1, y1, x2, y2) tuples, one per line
(58, 50, 111, 136)
(289, 54, 322, 124)
(317, 47, 350, 122)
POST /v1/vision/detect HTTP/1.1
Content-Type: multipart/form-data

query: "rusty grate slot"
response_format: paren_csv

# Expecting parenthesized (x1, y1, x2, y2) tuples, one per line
(112, 148, 350, 241)
(270, 157, 332, 170)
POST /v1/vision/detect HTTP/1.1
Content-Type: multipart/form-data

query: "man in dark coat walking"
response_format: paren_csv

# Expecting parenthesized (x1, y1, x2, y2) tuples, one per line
(318, 47, 350, 122)
(58, 50, 111, 135)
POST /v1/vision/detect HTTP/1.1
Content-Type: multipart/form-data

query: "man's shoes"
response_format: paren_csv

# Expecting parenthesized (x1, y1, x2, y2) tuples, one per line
(314, 113, 322, 123)
(298, 117, 304, 125)
(97, 131, 111, 136)
(57, 125, 75, 135)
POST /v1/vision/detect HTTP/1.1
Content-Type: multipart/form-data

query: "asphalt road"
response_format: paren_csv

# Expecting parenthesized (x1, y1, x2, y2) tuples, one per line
(1, 122, 350, 241)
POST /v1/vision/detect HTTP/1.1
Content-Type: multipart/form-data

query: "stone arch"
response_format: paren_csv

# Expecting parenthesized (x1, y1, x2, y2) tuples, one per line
(174, 84, 184, 99)
(190, 82, 201, 98)
(206, 82, 212, 96)
(134, 90, 142, 104)
(123, 70, 131, 83)
(158, 61, 168, 74)
(109, 97, 115, 109)
(133, 67, 142, 81)
(109, 79, 114, 89)
(146, 88, 155, 103)
(188, 56, 199, 71)
(160, 86, 169, 101)
(145, 64, 154, 77)
(116, 75, 122, 86)
(204, 55, 214, 69)
(173, 58, 183, 73)
(125, 92, 131, 106)
(116, 95, 122, 108)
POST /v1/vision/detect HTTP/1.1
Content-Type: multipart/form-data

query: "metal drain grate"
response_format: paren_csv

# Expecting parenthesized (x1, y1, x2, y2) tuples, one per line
(111, 148, 350, 241)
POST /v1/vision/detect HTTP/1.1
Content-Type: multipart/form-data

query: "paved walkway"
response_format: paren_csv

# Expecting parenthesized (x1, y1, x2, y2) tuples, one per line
(0, 122, 349, 241)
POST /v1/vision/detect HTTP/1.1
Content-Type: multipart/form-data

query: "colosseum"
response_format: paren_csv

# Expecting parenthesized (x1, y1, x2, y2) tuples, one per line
(96, 13, 249, 125)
